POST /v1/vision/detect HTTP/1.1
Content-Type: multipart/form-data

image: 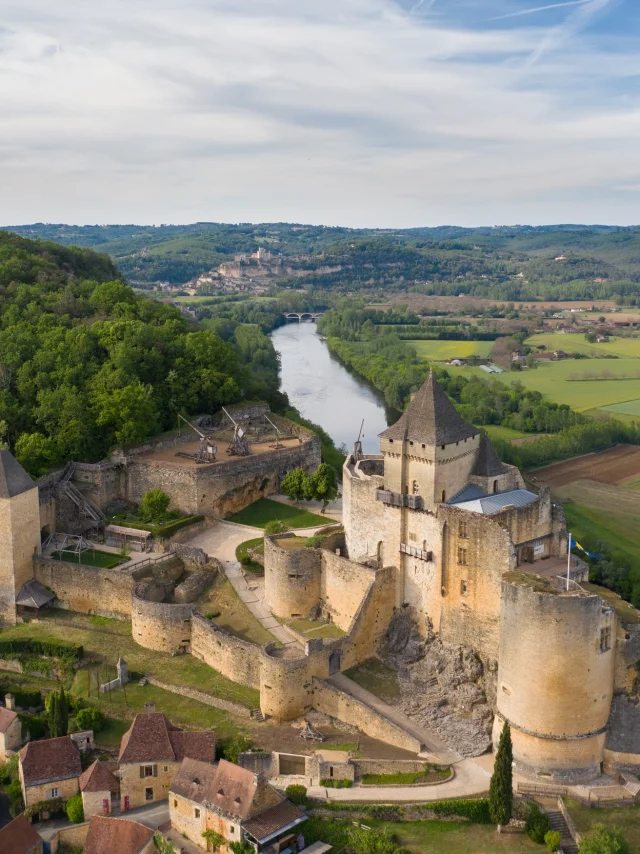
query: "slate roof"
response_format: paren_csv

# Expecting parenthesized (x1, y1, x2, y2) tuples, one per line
(242, 799, 307, 843)
(379, 371, 478, 446)
(449, 488, 538, 515)
(0, 814, 44, 854)
(16, 579, 56, 609)
(0, 705, 18, 734)
(0, 450, 35, 499)
(118, 712, 215, 764)
(80, 760, 120, 793)
(169, 757, 218, 805)
(471, 434, 508, 478)
(19, 736, 82, 786)
(83, 816, 154, 854)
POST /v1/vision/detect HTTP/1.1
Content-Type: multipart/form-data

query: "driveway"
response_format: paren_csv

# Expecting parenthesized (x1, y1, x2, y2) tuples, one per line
(36, 800, 170, 843)
(186, 520, 263, 562)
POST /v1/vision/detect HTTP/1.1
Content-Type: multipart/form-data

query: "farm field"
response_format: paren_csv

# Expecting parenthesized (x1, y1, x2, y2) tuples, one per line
(526, 331, 640, 358)
(445, 359, 640, 412)
(600, 398, 640, 417)
(405, 339, 494, 360)
(554, 479, 640, 517)
(529, 445, 640, 488)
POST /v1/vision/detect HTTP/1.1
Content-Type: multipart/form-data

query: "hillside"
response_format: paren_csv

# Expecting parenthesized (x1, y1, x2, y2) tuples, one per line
(0, 231, 282, 476)
(5, 223, 640, 299)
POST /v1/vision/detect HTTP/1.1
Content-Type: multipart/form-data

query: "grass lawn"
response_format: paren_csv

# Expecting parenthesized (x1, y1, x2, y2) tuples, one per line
(0, 610, 259, 709)
(526, 332, 640, 359)
(286, 617, 345, 639)
(344, 658, 401, 701)
(405, 340, 494, 361)
(361, 766, 450, 785)
(228, 498, 328, 529)
(482, 425, 532, 443)
(235, 537, 265, 574)
(446, 358, 640, 412)
(199, 573, 278, 646)
(50, 549, 127, 569)
(565, 800, 640, 850)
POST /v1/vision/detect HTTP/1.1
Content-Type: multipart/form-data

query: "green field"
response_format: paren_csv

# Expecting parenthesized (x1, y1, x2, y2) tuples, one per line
(526, 332, 640, 358)
(406, 340, 495, 360)
(228, 498, 329, 529)
(446, 358, 640, 412)
(482, 425, 532, 442)
(600, 398, 640, 417)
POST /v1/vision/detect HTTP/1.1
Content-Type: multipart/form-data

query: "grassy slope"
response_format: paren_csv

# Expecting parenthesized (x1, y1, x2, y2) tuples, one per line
(406, 340, 494, 360)
(482, 425, 531, 442)
(344, 658, 401, 700)
(228, 498, 328, 529)
(0, 611, 259, 708)
(563, 503, 640, 588)
(565, 800, 640, 850)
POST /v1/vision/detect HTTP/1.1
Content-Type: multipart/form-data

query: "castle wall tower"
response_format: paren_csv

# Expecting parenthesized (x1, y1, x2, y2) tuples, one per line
(0, 451, 42, 625)
(495, 576, 616, 782)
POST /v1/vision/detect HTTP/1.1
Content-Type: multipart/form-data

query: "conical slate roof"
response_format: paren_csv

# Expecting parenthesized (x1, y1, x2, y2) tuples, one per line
(471, 434, 508, 477)
(379, 371, 479, 446)
(0, 450, 35, 499)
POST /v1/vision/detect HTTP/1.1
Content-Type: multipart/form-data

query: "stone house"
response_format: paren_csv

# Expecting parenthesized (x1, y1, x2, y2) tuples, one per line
(118, 710, 215, 811)
(83, 815, 155, 854)
(0, 696, 22, 760)
(80, 759, 120, 818)
(0, 814, 44, 854)
(169, 757, 307, 853)
(18, 735, 82, 809)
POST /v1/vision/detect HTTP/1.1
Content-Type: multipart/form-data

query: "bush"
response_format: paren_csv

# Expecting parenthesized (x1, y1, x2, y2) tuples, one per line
(526, 803, 552, 844)
(1, 685, 42, 709)
(75, 706, 105, 733)
(138, 489, 171, 522)
(319, 798, 492, 823)
(66, 794, 84, 823)
(19, 712, 46, 740)
(220, 733, 252, 765)
(545, 830, 562, 852)
(578, 824, 629, 854)
(264, 519, 289, 535)
(0, 638, 82, 661)
(205, 611, 221, 620)
(286, 784, 308, 805)
(320, 778, 352, 788)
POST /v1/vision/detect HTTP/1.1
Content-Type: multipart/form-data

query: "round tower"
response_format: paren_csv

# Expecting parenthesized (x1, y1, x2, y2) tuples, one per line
(496, 576, 616, 782)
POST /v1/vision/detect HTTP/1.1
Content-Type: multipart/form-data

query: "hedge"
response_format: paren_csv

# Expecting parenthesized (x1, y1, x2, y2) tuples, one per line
(113, 515, 204, 538)
(321, 779, 352, 788)
(1, 684, 42, 708)
(320, 798, 491, 824)
(0, 638, 83, 661)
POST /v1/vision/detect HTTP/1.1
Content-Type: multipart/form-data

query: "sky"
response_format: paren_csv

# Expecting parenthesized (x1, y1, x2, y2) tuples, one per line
(1, 0, 639, 227)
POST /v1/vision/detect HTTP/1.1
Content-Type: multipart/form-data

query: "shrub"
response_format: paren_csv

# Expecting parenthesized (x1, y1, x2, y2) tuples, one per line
(154, 831, 177, 853)
(489, 720, 513, 826)
(0, 639, 82, 661)
(66, 794, 84, 824)
(264, 519, 289, 535)
(320, 778, 352, 788)
(578, 824, 630, 854)
(285, 784, 308, 805)
(76, 706, 105, 733)
(139, 489, 171, 522)
(526, 803, 552, 844)
(229, 843, 254, 854)
(205, 611, 221, 620)
(1, 685, 42, 709)
(19, 712, 46, 740)
(220, 733, 252, 764)
(545, 830, 562, 852)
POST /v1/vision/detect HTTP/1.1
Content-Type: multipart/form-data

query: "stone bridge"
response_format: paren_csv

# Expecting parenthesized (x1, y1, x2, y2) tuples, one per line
(284, 312, 325, 322)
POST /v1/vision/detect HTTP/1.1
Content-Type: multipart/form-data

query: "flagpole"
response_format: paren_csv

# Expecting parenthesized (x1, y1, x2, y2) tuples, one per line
(566, 532, 571, 591)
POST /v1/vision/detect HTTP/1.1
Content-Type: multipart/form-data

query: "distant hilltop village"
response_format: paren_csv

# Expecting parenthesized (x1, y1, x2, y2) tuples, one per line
(0, 378, 639, 787)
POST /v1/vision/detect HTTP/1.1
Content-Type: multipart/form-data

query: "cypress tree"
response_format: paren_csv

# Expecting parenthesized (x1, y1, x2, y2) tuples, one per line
(48, 693, 60, 738)
(58, 685, 69, 737)
(489, 720, 513, 828)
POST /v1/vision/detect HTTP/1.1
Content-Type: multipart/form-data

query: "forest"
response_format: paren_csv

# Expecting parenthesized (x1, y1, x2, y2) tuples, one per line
(0, 231, 283, 476)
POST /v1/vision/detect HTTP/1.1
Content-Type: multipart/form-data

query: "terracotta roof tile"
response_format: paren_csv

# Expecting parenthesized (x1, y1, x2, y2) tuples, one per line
(0, 814, 44, 854)
(379, 371, 478, 446)
(242, 800, 307, 843)
(83, 816, 154, 854)
(169, 730, 215, 762)
(118, 712, 214, 764)
(19, 736, 82, 786)
(169, 757, 218, 805)
(0, 705, 18, 734)
(80, 760, 120, 794)
(205, 759, 258, 821)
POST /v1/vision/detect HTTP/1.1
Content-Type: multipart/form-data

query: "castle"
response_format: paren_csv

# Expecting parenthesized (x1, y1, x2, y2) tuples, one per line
(1, 376, 639, 785)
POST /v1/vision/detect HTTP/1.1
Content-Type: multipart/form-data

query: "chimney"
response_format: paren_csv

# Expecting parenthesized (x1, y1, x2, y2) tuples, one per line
(144, 702, 156, 712)
(5, 693, 15, 712)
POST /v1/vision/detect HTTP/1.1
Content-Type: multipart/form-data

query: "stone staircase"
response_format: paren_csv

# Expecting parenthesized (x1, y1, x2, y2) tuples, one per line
(544, 807, 578, 854)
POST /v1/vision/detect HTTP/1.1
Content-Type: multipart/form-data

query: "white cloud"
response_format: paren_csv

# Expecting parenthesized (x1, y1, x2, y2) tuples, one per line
(0, 0, 637, 226)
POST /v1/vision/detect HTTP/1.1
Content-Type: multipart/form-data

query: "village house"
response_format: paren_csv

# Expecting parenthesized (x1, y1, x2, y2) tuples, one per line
(170, 757, 307, 853)
(0, 815, 44, 854)
(0, 694, 21, 760)
(18, 735, 82, 809)
(118, 709, 215, 811)
(80, 759, 120, 818)
(83, 815, 155, 854)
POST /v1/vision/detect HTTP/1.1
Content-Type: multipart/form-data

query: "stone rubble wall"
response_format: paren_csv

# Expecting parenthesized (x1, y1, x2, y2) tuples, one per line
(190, 614, 261, 690)
(33, 556, 137, 619)
(131, 584, 195, 653)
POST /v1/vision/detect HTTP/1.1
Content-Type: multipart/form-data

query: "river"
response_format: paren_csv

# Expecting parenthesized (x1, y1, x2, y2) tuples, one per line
(270, 321, 392, 455)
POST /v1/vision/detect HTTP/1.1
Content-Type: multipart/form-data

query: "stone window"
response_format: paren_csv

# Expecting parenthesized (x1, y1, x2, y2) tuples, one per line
(163, 766, 168, 773)
(600, 627, 612, 653)
(460, 580, 468, 596)
(194, 808, 201, 819)
(145, 787, 154, 801)
(409, 532, 417, 542)
(230, 826, 235, 834)
(412, 480, 419, 495)
(441, 490, 446, 502)
(493, 480, 499, 493)
(141, 765, 156, 778)
(458, 520, 468, 538)
(173, 800, 178, 808)
(457, 547, 468, 566)
(51, 787, 60, 798)
(441, 444, 446, 450)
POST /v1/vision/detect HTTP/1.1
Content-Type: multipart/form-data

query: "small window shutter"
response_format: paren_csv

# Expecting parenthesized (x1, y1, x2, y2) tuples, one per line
(140, 766, 145, 779)
(153, 765, 158, 777)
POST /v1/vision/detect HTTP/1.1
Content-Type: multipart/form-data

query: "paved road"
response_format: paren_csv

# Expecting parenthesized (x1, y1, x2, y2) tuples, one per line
(36, 800, 170, 842)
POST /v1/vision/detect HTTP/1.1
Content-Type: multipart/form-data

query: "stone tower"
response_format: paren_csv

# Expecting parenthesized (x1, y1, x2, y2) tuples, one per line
(0, 451, 41, 625)
(378, 370, 481, 511)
